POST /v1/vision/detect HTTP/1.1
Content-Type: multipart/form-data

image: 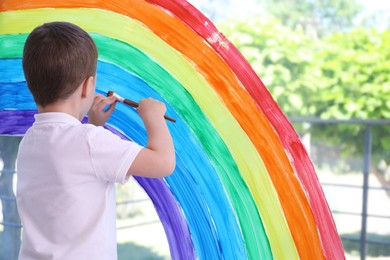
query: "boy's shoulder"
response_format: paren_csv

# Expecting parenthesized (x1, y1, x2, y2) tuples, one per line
(26, 112, 104, 139)
(26, 112, 127, 146)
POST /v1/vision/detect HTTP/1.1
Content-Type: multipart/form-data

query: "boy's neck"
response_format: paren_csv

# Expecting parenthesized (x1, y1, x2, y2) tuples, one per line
(38, 99, 84, 121)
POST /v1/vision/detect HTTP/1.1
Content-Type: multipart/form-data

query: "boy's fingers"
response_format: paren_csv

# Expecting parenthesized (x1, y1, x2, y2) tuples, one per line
(106, 101, 116, 114)
(103, 96, 117, 107)
(94, 96, 116, 110)
(92, 95, 104, 105)
(94, 94, 104, 100)
(107, 96, 117, 104)
(100, 96, 116, 105)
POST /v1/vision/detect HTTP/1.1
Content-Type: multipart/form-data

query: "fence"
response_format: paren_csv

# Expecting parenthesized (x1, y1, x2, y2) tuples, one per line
(290, 118, 390, 260)
(1, 118, 390, 259)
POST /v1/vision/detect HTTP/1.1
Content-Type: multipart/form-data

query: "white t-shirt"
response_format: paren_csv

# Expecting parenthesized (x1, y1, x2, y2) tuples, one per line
(16, 112, 143, 260)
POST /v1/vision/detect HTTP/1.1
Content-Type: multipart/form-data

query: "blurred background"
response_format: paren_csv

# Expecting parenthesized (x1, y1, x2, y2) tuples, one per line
(187, 0, 390, 258)
(1, 0, 389, 259)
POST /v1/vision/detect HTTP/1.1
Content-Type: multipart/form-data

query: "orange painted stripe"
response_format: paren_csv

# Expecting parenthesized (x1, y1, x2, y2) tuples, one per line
(1, 1, 325, 258)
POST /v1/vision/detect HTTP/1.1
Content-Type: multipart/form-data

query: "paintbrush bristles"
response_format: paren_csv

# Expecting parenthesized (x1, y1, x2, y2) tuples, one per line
(107, 91, 125, 102)
(112, 92, 125, 103)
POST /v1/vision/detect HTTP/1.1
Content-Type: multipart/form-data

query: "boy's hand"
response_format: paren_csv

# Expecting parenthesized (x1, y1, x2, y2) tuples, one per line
(88, 94, 117, 126)
(137, 98, 167, 124)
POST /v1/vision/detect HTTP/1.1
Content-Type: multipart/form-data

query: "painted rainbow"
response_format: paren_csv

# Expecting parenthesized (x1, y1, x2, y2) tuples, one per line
(0, 0, 345, 259)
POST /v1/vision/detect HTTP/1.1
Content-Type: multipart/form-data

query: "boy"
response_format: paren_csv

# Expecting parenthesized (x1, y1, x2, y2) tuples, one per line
(16, 22, 175, 259)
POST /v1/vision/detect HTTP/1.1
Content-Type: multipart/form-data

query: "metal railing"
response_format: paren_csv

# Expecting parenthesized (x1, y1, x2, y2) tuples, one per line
(290, 118, 390, 260)
(1, 119, 390, 259)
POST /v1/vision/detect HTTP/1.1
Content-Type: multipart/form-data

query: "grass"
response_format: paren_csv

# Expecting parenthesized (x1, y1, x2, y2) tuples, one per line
(117, 241, 167, 260)
(342, 232, 390, 257)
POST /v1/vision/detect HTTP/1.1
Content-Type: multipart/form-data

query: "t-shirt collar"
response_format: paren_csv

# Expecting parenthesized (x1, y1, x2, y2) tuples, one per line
(34, 112, 82, 125)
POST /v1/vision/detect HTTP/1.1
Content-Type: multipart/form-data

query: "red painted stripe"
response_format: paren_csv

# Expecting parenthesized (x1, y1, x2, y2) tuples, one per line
(146, 0, 345, 258)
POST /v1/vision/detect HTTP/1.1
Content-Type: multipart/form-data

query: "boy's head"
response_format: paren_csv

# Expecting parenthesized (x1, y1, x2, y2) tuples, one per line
(23, 22, 98, 108)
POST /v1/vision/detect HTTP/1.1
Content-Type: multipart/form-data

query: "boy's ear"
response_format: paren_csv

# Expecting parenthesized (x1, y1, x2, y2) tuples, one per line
(81, 76, 95, 98)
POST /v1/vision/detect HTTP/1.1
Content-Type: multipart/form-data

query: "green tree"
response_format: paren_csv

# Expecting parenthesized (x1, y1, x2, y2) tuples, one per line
(313, 28, 390, 161)
(218, 17, 390, 162)
(315, 28, 390, 120)
(261, 0, 362, 37)
(219, 17, 318, 116)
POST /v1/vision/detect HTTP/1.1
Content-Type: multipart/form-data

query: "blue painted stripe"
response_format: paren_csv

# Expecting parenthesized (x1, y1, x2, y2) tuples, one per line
(0, 58, 247, 259)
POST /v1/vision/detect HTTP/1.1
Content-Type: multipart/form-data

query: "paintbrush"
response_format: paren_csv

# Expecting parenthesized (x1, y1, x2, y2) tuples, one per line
(107, 91, 176, 123)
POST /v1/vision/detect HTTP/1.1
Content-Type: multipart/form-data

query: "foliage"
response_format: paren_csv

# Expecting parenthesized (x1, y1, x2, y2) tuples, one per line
(261, 0, 362, 36)
(219, 16, 314, 116)
(313, 29, 390, 161)
(317, 28, 390, 119)
(190, 0, 366, 36)
(218, 17, 390, 161)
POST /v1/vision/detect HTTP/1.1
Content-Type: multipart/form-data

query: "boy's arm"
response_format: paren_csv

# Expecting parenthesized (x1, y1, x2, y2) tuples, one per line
(128, 98, 176, 178)
(88, 95, 175, 178)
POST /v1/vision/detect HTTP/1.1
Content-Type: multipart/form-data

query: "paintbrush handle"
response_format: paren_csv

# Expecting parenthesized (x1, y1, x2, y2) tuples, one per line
(163, 115, 177, 123)
(123, 98, 139, 108)
(123, 99, 176, 123)
(107, 91, 176, 123)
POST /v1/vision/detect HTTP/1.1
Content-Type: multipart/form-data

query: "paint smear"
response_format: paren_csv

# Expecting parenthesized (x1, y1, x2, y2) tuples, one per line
(147, 1, 345, 258)
(0, 8, 299, 259)
(0, 0, 345, 259)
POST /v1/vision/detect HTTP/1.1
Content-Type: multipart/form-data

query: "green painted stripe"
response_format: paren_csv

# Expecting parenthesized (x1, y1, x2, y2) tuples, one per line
(0, 32, 272, 259)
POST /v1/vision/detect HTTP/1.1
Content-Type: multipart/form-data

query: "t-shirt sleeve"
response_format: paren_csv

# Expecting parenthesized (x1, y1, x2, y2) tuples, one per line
(87, 126, 143, 184)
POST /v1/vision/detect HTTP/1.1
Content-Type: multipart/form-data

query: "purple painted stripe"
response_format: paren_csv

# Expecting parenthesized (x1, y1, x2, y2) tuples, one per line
(0, 110, 36, 135)
(0, 109, 195, 260)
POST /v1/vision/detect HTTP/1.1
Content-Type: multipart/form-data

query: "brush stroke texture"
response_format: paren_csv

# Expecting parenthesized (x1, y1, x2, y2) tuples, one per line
(0, 108, 195, 260)
(0, 9, 297, 259)
(0, 36, 272, 259)
(0, 0, 345, 259)
(146, 1, 345, 258)
(0, 59, 249, 259)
